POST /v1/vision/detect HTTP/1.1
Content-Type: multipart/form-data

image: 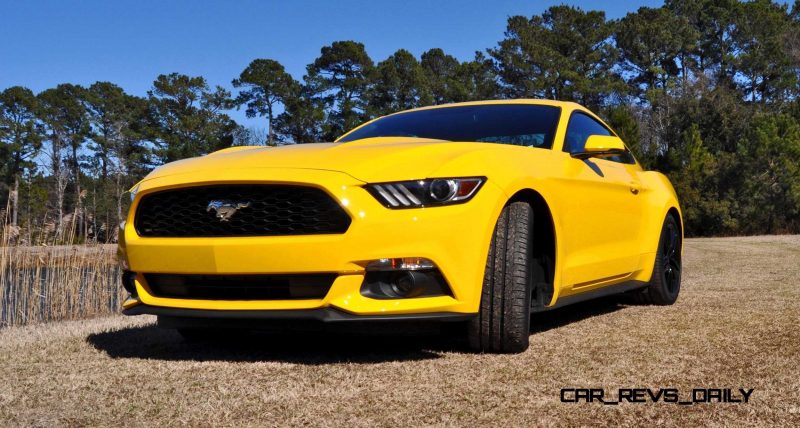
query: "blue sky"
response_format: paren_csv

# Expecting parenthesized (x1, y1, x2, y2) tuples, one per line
(0, 0, 665, 126)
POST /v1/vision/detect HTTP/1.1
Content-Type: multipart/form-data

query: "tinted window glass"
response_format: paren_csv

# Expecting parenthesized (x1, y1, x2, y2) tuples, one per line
(563, 112, 612, 154)
(339, 104, 561, 149)
(563, 112, 636, 164)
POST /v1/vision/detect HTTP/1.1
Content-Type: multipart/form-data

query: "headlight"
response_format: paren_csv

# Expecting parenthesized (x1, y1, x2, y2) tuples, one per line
(365, 177, 485, 208)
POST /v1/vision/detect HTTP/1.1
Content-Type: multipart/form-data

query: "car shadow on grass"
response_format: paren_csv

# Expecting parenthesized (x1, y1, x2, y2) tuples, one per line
(87, 322, 457, 364)
(531, 296, 625, 334)
(86, 296, 625, 364)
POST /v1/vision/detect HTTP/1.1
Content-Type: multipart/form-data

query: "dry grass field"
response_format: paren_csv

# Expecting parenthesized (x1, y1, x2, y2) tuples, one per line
(0, 235, 798, 427)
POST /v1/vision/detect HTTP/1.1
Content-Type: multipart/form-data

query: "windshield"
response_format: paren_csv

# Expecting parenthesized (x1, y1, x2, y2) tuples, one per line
(338, 104, 562, 149)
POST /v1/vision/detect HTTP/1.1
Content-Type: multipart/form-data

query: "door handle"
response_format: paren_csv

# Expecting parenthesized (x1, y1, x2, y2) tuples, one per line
(629, 182, 641, 195)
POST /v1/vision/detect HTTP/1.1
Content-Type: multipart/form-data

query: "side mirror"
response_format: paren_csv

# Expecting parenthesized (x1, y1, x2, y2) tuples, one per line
(571, 135, 627, 160)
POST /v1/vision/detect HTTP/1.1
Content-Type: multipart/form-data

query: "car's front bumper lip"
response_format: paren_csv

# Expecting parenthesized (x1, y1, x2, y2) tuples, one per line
(123, 303, 475, 323)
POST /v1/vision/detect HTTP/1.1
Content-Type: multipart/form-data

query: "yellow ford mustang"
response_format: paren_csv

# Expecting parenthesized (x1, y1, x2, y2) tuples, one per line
(119, 100, 682, 353)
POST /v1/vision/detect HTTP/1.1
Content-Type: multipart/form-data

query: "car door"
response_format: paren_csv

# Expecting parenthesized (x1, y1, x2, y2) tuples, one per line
(558, 111, 643, 291)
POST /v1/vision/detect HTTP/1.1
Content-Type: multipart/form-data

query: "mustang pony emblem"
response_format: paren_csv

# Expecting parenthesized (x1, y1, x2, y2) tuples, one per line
(206, 200, 251, 222)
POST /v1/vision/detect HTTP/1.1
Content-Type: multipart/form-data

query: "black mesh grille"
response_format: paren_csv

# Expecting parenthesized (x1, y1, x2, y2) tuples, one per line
(134, 185, 351, 237)
(144, 273, 336, 300)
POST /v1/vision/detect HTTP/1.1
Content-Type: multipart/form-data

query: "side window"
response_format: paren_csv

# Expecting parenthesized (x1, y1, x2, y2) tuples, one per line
(563, 112, 612, 154)
(563, 112, 635, 164)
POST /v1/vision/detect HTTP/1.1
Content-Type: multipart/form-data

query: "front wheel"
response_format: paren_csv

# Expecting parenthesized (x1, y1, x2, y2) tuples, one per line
(467, 202, 533, 353)
(635, 214, 682, 305)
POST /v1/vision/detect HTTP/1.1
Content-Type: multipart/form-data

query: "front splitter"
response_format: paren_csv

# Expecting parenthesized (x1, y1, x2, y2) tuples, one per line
(123, 304, 475, 323)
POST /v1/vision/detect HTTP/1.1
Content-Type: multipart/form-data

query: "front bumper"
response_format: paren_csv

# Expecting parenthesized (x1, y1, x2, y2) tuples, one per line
(120, 167, 504, 318)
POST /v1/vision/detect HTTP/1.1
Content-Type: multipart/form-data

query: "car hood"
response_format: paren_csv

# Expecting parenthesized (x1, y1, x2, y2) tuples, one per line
(143, 137, 496, 183)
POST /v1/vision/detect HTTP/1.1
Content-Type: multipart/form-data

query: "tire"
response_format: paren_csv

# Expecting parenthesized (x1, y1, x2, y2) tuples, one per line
(635, 214, 682, 305)
(467, 202, 533, 353)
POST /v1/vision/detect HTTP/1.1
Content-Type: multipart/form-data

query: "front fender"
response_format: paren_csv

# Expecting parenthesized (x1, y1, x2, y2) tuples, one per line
(634, 171, 683, 282)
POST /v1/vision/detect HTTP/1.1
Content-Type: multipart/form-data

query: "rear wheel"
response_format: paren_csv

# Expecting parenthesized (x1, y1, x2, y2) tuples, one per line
(635, 215, 682, 305)
(467, 202, 534, 353)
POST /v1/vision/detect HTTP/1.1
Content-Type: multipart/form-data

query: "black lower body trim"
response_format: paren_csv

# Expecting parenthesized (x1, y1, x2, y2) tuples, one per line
(123, 304, 475, 323)
(535, 280, 647, 312)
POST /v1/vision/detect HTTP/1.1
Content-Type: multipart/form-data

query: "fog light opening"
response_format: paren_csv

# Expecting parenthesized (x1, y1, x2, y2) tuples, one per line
(361, 259, 452, 299)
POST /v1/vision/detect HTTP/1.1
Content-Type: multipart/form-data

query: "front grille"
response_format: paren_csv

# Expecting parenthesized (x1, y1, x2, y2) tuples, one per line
(134, 185, 351, 237)
(144, 273, 336, 300)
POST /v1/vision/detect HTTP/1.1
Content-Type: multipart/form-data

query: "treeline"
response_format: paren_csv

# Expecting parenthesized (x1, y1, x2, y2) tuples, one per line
(2, 0, 800, 241)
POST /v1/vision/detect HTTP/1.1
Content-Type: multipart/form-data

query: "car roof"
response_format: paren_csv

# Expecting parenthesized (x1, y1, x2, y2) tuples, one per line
(382, 99, 586, 117)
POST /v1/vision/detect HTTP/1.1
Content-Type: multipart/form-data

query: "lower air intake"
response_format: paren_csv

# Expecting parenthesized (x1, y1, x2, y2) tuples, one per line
(144, 273, 336, 300)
